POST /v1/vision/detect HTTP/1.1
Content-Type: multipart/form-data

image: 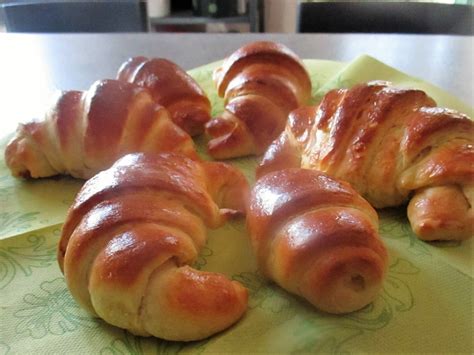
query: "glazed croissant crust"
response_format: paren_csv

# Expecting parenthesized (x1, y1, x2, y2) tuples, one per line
(205, 41, 312, 159)
(247, 168, 388, 314)
(258, 81, 474, 241)
(117, 57, 211, 136)
(5, 80, 197, 179)
(58, 152, 249, 341)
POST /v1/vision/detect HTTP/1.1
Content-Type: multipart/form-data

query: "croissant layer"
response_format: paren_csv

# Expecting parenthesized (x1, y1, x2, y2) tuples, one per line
(5, 80, 197, 179)
(205, 41, 312, 159)
(58, 152, 250, 341)
(258, 82, 474, 241)
(248, 168, 388, 314)
(117, 57, 211, 136)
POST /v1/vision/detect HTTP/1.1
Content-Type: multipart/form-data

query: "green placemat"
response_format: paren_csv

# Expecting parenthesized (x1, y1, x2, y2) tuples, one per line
(0, 56, 472, 354)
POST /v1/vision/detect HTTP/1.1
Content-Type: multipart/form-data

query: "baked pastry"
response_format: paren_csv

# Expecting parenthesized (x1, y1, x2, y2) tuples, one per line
(205, 41, 312, 159)
(117, 57, 211, 136)
(58, 152, 249, 341)
(258, 81, 474, 241)
(5, 79, 197, 179)
(247, 168, 388, 314)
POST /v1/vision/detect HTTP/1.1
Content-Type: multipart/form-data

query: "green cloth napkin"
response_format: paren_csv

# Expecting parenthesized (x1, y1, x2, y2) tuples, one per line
(0, 56, 472, 354)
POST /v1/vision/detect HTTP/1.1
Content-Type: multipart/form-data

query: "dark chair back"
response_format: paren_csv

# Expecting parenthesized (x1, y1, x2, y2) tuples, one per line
(2, 0, 148, 33)
(297, 2, 474, 35)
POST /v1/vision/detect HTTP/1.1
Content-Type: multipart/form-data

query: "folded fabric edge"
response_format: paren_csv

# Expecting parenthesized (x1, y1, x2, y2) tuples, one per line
(0, 222, 63, 243)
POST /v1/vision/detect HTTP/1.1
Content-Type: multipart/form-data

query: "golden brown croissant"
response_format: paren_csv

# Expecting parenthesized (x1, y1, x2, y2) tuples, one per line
(4, 79, 197, 179)
(117, 57, 211, 136)
(247, 168, 388, 314)
(205, 41, 312, 159)
(57, 152, 249, 341)
(258, 81, 474, 241)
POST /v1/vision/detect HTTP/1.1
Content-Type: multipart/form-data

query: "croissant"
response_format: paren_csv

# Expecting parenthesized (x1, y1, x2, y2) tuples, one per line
(4, 79, 197, 179)
(258, 81, 474, 241)
(57, 152, 249, 341)
(247, 168, 388, 314)
(117, 57, 211, 136)
(205, 41, 312, 159)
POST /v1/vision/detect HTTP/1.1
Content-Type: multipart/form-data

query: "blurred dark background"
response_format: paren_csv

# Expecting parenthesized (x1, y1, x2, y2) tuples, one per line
(0, 0, 472, 34)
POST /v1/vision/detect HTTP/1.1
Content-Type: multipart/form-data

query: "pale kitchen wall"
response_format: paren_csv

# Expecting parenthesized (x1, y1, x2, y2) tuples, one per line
(264, 0, 298, 33)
